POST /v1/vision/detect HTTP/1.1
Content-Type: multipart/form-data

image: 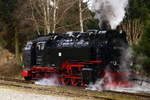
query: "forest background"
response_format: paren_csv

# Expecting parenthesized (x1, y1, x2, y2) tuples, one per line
(0, 0, 150, 76)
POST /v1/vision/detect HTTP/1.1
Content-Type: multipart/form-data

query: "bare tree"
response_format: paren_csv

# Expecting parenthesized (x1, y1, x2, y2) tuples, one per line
(121, 18, 144, 45)
(52, 0, 57, 33)
(29, 0, 81, 34)
(79, 0, 95, 32)
(29, 0, 58, 34)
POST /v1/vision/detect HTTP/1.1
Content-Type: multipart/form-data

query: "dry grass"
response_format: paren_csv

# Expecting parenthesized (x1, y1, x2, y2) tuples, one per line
(0, 59, 21, 78)
(0, 47, 22, 78)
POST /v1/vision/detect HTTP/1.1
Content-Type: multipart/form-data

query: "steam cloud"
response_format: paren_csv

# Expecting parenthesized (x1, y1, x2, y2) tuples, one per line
(86, 47, 150, 93)
(84, 0, 128, 29)
(35, 76, 60, 86)
(86, 47, 133, 91)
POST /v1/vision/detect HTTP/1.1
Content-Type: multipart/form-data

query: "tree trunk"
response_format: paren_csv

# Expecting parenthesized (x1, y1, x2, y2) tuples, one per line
(46, 0, 51, 34)
(29, 0, 40, 35)
(15, 28, 20, 64)
(79, 0, 84, 32)
(52, 0, 57, 33)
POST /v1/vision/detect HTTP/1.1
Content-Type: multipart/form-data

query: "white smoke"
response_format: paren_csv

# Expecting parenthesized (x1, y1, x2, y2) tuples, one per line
(110, 83, 150, 93)
(86, 79, 104, 91)
(86, 47, 150, 93)
(35, 76, 60, 86)
(87, 81, 150, 93)
(84, 0, 128, 29)
(86, 47, 133, 88)
(119, 47, 133, 75)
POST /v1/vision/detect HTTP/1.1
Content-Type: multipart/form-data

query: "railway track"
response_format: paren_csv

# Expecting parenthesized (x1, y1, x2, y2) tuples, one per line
(0, 77, 32, 84)
(104, 90, 150, 99)
(0, 77, 150, 100)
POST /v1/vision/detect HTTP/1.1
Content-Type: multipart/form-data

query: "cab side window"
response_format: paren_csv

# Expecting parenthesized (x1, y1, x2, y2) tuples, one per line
(37, 42, 45, 50)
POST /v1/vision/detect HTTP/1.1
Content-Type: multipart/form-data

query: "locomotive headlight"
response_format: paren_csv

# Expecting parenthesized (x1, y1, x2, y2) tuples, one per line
(58, 52, 62, 57)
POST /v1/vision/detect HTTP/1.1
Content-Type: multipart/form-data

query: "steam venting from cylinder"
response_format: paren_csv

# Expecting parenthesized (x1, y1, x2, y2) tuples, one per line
(86, 0, 128, 29)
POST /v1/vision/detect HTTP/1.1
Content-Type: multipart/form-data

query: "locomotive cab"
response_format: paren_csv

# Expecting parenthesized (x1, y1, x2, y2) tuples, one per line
(23, 41, 36, 68)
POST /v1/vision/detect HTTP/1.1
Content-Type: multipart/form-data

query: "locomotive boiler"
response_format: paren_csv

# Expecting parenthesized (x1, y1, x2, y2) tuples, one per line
(22, 30, 129, 87)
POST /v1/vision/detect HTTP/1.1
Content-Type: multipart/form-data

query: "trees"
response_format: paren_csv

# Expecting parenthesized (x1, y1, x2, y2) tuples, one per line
(28, 0, 96, 33)
(121, 0, 150, 75)
(0, 0, 36, 63)
(29, 0, 83, 34)
(121, 0, 149, 45)
(0, 0, 17, 49)
(0, 0, 22, 63)
(133, 23, 150, 76)
(29, 0, 57, 34)
(0, 0, 150, 70)
(137, 24, 150, 56)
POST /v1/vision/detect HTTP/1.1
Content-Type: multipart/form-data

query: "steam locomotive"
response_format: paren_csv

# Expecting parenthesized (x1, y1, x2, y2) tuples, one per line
(22, 30, 130, 87)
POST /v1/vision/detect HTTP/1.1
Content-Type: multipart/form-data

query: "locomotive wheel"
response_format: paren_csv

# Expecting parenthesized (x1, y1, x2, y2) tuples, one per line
(71, 78, 79, 86)
(60, 78, 70, 85)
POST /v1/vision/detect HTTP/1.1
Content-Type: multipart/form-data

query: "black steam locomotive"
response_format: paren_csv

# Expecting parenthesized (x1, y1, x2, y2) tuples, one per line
(22, 30, 129, 87)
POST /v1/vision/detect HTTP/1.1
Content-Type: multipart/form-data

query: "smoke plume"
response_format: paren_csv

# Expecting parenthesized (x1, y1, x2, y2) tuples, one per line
(84, 0, 128, 29)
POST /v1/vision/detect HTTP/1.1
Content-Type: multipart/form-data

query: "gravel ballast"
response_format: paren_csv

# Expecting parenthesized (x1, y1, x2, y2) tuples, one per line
(0, 88, 75, 100)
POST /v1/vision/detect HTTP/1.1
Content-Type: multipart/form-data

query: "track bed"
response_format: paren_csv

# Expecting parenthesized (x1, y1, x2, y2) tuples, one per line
(0, 77, 150, 100)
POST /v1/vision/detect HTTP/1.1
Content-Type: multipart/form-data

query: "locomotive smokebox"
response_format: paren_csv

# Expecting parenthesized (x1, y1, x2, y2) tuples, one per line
(101, 20, 111, 30)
